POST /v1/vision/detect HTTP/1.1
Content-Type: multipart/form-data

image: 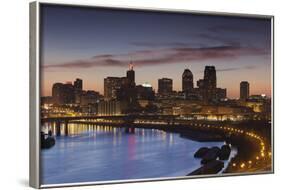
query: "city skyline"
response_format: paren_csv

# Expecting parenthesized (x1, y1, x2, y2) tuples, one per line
(42, 65, 269, 99)
(41, 5, 271, 98)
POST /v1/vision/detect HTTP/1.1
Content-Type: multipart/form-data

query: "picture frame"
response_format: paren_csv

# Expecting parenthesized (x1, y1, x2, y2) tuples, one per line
(30, 1, 274, 188)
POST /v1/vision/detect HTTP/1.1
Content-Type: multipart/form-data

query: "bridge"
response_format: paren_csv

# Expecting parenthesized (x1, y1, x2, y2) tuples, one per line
(41, 114, 178, 122)
(41, 114, 179, 136)
(41, 113, 265, 136)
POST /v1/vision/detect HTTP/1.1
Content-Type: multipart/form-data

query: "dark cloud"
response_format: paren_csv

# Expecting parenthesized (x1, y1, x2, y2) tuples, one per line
(198, 33, 242, 47)
(216, 65, 257, 72)
(207, 25, 256, 33)
(131, 41, 204, 48)
(92, 54, 114, 59)
(43, 45, 268, 70)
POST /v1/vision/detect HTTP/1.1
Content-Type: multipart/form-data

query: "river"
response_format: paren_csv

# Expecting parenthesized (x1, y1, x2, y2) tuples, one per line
(41, 123, 234, 185)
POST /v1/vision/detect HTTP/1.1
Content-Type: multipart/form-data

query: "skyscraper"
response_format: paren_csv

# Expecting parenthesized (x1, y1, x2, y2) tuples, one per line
(63, 82, 75, 104)
(136, 83, 155, 100)
(203, 66, 217, 102)
(52, 83, 64, 104)
(104, 64, 137, 103)
(74, 78, 82, 90)
(204, 66, 216, 89)
(52, 82, 75, 104)
(182, 69, 194, 92)
(104, 77, 127, 100)
(240, 81, 250, 100)
(126, 63, 135, 87)
(158, 78, 173, 95)
(74, 78, 83, 104)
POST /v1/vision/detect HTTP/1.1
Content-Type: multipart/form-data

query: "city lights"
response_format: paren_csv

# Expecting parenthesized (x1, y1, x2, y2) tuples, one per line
(41, 65, 271, 175)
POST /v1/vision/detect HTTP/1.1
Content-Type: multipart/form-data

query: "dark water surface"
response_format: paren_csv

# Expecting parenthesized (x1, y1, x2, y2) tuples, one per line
(41, 123, 227, 185)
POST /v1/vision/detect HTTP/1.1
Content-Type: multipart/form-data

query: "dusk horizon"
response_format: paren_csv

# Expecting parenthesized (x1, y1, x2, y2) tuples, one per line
(40, 5, 271, 98)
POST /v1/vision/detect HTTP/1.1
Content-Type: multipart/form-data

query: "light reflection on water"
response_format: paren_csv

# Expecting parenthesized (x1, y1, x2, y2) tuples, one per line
(41, 123, 225, 185)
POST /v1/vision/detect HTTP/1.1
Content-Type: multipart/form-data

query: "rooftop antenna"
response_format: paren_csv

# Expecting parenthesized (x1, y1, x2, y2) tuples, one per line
(129, 59, 134, 70)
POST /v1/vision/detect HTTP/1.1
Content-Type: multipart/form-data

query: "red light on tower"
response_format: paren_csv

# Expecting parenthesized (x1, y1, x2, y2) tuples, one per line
(129, 62, 134, 70)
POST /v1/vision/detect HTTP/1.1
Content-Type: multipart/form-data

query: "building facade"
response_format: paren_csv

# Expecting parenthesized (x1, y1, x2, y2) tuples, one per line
(52, 82, 75, 105)
(97, 100, 127, 116)
(158, 78, 173, 95)
(126, 63, 135, 87)
(182, 69, 194, 92)
(240, 81, 250, 100)
(104, 77, 128, 100)
(74, 78, 82, 91)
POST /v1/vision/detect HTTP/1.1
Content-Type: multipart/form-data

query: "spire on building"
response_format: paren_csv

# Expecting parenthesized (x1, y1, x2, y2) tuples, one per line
(129, 61, 134, 71)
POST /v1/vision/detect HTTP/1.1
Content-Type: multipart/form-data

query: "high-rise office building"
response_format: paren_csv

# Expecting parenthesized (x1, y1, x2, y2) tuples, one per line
(136, 83, 155, 100)
(63, 82, 75, 104)
(52, 83, 64, 104)
(203, 66, 217, 102)
(104, 63, 136, 101)
(52, 82, 75, 104)
(182, 69, 194, 92)
(104, 77, 127, 100)
(74, 78, 82, 90)
(74, 78, 83, 104)
(126, 63, 135, 87)
(240, 81, 250, 100)
(191, 66, 226, 102)
(204, 66, 216, 89)
(158, 78, 173, 94)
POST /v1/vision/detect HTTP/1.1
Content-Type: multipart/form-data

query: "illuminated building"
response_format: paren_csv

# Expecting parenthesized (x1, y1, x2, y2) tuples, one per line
(248, 94, 267, 101)
(158, 78, 173, 95)
(52, 82, 75, 105)
(97, 100, 127, 116)
(104, 77, 128, 100)
(104, 63, 136, 101)
(182, 69, 194, 92)
(136, 83, 155, 100)
(240, 81, 250, 100)
(203, 66, 217, 102)
(188, 66, 226, 102)
(243, 102, 264, 113)
(81, 104, 98, 114)
(204, 66, 216, 89)
(80, 90, 101, 106)
(64, 82, 75, 104)
(74, 79, 83, 104)
(52, 83, 64, 104)
(239, 95, 271, 114)
(126, 62, 135, 87)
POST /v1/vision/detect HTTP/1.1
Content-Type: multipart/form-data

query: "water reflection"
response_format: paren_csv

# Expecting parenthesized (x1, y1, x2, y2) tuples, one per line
(41, 123, 225, 185)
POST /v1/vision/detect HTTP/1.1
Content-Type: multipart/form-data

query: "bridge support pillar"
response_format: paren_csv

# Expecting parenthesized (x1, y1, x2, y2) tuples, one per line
(64, 121, 68, 136)
(56, 121, 61, 136)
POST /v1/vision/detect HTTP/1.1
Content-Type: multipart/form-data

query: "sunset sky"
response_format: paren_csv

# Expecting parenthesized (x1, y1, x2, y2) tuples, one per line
(40, 4, 272, 98)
